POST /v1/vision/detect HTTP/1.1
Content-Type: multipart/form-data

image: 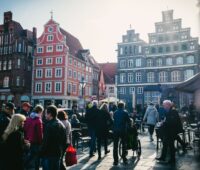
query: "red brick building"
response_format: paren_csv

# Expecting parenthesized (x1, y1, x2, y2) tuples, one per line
(32, 17, 96, 108)
(0, 11, 36, 108)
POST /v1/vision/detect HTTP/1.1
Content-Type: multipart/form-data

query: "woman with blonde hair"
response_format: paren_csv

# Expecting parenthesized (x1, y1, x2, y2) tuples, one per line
(2, 114, 28, 170)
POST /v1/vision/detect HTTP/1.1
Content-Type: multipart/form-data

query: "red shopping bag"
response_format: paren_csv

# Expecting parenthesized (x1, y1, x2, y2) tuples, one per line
(65, 145, 77, 166)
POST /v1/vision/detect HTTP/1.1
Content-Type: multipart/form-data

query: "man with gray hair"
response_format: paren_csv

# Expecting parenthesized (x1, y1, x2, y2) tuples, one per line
(156, 100, 182, 164)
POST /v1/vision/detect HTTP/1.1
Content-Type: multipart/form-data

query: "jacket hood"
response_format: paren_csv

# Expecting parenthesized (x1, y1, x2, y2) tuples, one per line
(30, 112, 40, 119)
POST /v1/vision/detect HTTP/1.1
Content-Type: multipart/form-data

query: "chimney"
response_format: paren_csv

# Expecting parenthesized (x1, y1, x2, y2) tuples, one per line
(32, 27, 37, 48)
(4, 11, 12, 24)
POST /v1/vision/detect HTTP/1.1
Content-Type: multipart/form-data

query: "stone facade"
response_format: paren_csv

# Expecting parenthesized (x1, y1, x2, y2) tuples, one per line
(117, 10, 199, 110)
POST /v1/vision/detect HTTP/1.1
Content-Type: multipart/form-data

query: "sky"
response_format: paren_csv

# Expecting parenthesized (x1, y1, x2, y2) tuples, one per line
(0, 0, 199, 63)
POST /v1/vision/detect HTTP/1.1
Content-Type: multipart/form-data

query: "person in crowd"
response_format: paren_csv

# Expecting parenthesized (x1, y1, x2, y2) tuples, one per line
(143, 102, 159, 141)
(188, 101, 196, 123)
(24, 105, 44, 170)
(113, 101, 130, 166)
(157, 105, 166, 121)
(156, 100, 183, 164)
(40, 105, 66, 170)
(2, 114, 28, 170)
(20, 102, 32, 117)
(0, 102, 15, 170)
(57, 110, 72, 170)
(71, 114, 80, 128)
(85, 101, 98, 158)
(96, 103, 113, 160)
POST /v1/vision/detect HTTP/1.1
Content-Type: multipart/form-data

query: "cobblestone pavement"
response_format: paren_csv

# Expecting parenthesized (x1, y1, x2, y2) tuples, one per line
(66, 131, 200, 170)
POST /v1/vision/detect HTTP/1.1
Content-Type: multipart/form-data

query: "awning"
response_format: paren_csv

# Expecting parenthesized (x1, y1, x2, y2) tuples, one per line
(20, 95, 30, 101)
(7, 95, 14, 101)
(0, 95, 5, 100)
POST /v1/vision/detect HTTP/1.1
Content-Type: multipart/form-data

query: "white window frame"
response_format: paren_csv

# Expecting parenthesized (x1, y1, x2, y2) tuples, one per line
(16, 76, 20, 86)
(129, 87, 135, 94)
(159, 71, 168, 82)
(135, 58, 141, 67)
(120, 73, 126, 83)
(120, 60, 126, 68)
(171, 71, 181, 82)
(37, 47, 43, 53)
(137, 87, 143, 94)
(68, 69, 72, 78)
(147, 72, 155, 83)
(56, 57, 62, 64)
(37, 59, 43, 65)
(166, 58, 172, 66)
(147, 59, 153, 67)
(35, 82, 42, 93)
(36, 69, 43, 78)
(184, 69, 194, 80)
(46, 46, 53, 52)
(56, 45, 63, 52)
(176, 57, 183, 65)
(128, 59, 133, 68)
(45, 82, 52, 93)
(187, 55, 194, 64)
(119, 87, 126, 94)
(46, 58, 52, 65)
(3, 76, 9, 87)
(47, 35, 53, 41)
(136, 72, 141, 82)
(128, 73, 133, 83)
(156, 58, 162, 66)
(55, 68, 62, 78)
(45, 69, 52, 78)
(55, 82, 62, 93)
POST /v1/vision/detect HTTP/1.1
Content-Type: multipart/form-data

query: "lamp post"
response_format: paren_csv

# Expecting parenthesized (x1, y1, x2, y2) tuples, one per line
(79, 77, 86, 117)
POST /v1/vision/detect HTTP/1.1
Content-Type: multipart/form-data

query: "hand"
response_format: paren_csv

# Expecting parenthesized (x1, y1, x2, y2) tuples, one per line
(24, 139, 31, 148)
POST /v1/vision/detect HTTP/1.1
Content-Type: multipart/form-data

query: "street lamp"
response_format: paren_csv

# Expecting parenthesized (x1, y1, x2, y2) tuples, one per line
(79, 77, 86, 117)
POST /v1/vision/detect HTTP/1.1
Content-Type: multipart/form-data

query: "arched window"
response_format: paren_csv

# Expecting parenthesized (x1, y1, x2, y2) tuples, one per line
(3, 76, 9, 87)
(171, 71, 181, 82)
(147, 59, 153, 67)
(156, 58, 162, 66)
(166, 58, 172, 65)
(187, 55, 194, 64)
(147, 72, 155, 82)
(159, 71, 168, 82)
(184, 70, 194, 80)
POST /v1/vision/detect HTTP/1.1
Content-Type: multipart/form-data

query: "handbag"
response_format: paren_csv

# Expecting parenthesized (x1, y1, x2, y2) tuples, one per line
(65, 145, 77, 166)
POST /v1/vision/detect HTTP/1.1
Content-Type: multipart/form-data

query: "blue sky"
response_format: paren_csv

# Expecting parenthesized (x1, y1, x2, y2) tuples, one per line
(0, 0, 199, 62)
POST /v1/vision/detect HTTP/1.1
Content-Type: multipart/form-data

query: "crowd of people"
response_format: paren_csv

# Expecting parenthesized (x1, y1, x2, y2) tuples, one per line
(0, 99, 198, 169)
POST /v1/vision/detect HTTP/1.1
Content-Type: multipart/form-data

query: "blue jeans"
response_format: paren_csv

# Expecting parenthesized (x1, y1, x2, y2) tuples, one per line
(88, 128, 96, 156)
(42, 157, 61, 170)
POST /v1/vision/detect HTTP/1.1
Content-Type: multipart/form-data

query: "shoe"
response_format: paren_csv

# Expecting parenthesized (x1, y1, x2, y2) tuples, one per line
(105, 150, 110, 154)
(89, 154, 95, 158)
(155, 157, 165, 161)
(113, 161, 118, 166)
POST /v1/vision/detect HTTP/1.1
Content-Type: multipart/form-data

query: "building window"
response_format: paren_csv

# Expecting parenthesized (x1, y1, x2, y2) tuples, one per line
(35, 83, 42, 93)
(18, 43, 22, 52)
(119, 87, 126, 94)
(37, 47, 43, 53)
(56, 57, 62, 64)
(47, 35, 53, 41)
(108, 86, 114, 93)
(120, 60, 126, 68)
(119, 47, 123, 55)
(45, 69, 52, 78)
(16, 76, 20, 86)
(128, 73, 133, 83)
(56, 45, 63, 52)
(17, 59, 20, 68)
(166, 58, 172, 66)
(166, 46, 171, 53)
(144, 91, 160, 104)
(68, 69, 73, 78)
(46, 46, 53, 52)
(176, 57, 183, 65)
(147, 72, 155, 82)
(48, 26, 53, 32)
(55, 68, 62, 77)
(36, 69, 43, 78)
(136, 72, 141, 82)
(138, 46, 142, 53)
(187, 55, 194, 64)
(171, 71, 181, 82)
(190, 42, 195, 50)
(46, 58, 52, 65)
(120, 73, 126, 83)
(158, 46, 163, 53)
(3, 76, 9, 87)
(159, 71, 168, 82)
(72, 84, 77, 94)
(184, 70, 194, 80)
(78, 72, 81, 81)
(45, 82, 51, 93)
(37, 59, 43, 65)
(158, 36, 163, 42)
(137, 87, 143, 94)
(3, 61, 7, 70)
(181, 34, 187, 40)
(156, 58, 162, 66)
(67, 83, 72, 93)
(128, 59, 134, 68)
(55, 82, 62, 92)
(147, 59, 153, 67)
(8, 60, 12, 70)
(73, 71, 77, 79)
(135, 58, 141, 67)
(129, 87, 135, 94)
(69, 58, 72, 64)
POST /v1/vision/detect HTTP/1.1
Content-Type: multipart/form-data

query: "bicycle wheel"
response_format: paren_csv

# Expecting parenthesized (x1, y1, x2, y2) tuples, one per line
(137, 139, 141, 157)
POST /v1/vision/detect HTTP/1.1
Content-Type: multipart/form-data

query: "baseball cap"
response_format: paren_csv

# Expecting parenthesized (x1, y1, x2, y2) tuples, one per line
(22, 102, 32, 108)
(5, 102, 16, 110)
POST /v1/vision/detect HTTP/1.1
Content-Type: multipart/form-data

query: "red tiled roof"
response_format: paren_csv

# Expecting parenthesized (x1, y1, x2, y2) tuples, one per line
(60, 28, 83, 57)
(99, 63, 117, 84)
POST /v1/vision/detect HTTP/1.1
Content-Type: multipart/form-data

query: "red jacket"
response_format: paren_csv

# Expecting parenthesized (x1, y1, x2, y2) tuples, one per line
(24, 115, 43, 145)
